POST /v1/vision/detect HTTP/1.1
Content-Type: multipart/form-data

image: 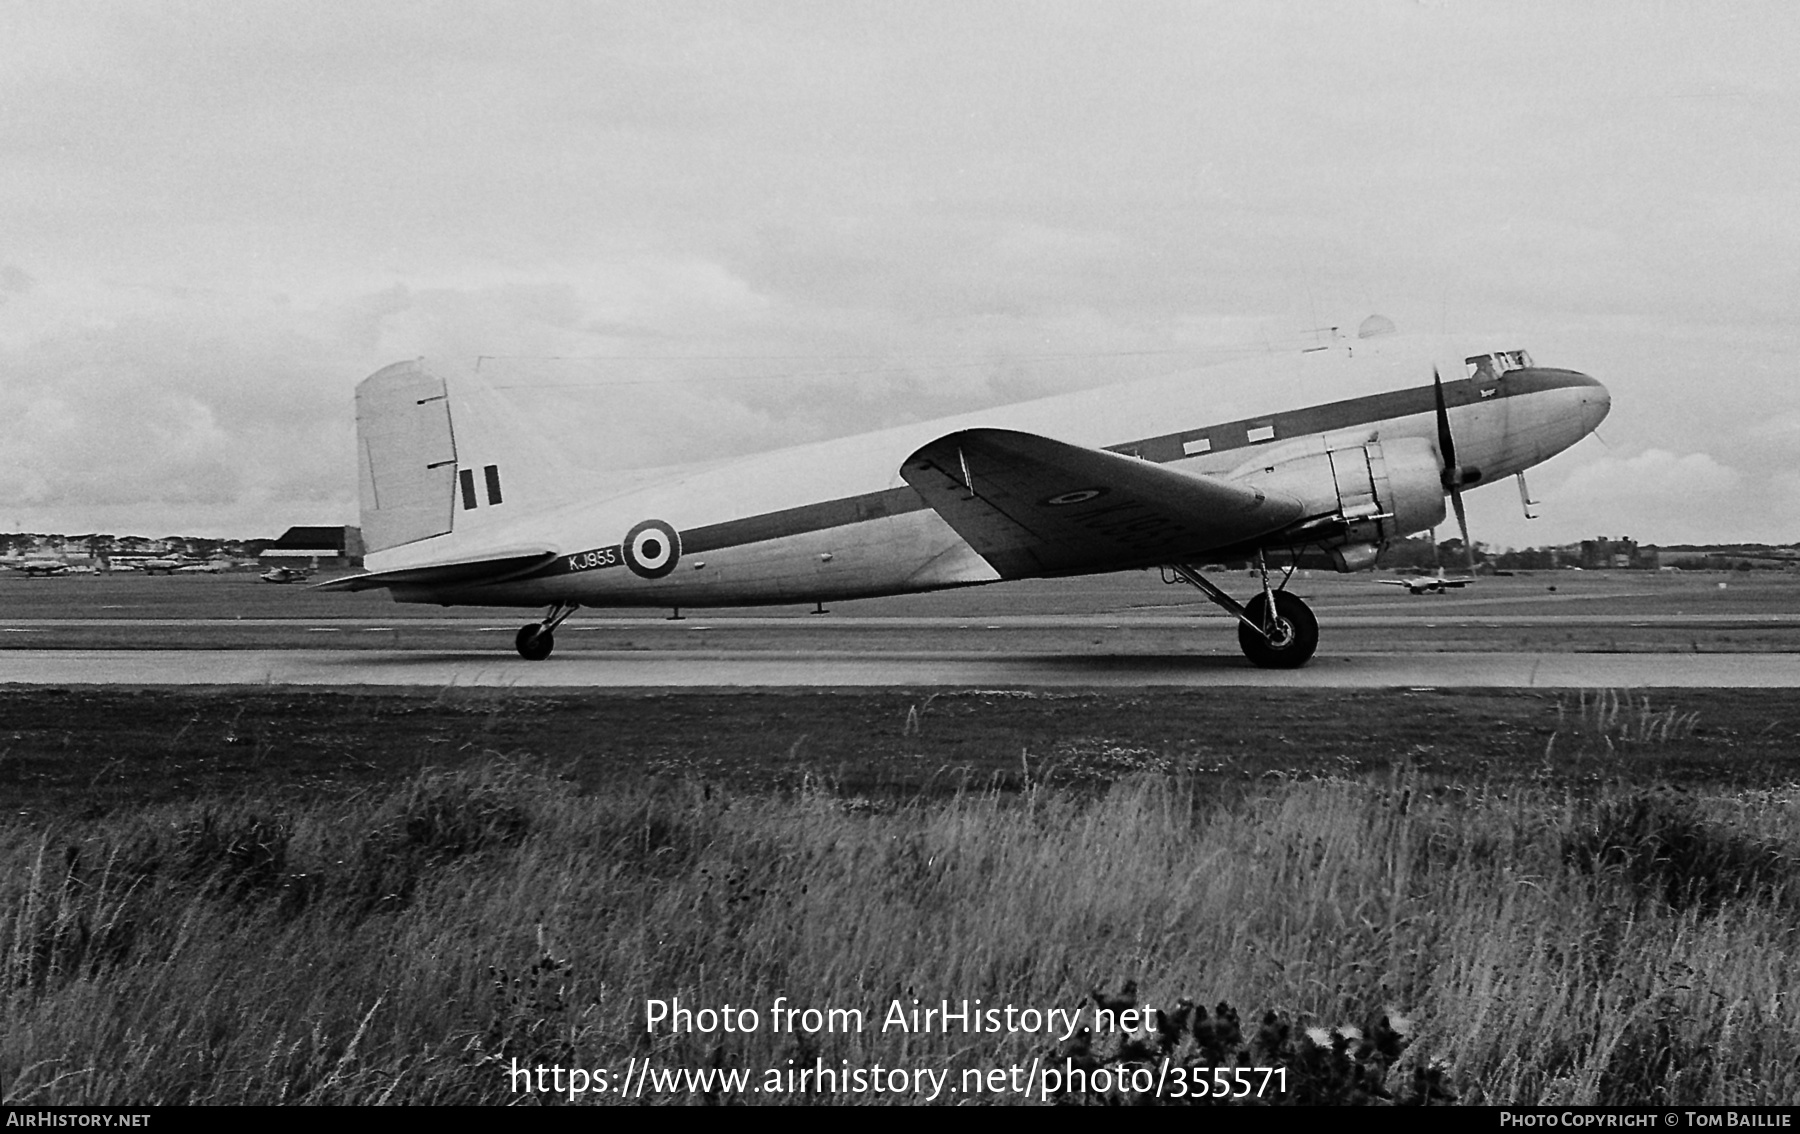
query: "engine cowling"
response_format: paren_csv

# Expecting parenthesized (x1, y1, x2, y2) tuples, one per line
(1287, 542, 1382, 573)
(1231, 435, 1447, 562)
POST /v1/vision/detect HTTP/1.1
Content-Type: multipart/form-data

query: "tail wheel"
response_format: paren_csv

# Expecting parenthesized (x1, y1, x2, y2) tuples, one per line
(515, 624, 555, 661)
(1237, 591, 1318, 669)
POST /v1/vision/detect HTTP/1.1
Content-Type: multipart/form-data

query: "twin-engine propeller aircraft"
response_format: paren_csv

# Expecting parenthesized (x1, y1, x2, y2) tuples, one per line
(1378, 527, 1477, 595)
(1379, 567, 1475, 596)
(7, 557, 71, 578)
(322, 324, 1609, 667)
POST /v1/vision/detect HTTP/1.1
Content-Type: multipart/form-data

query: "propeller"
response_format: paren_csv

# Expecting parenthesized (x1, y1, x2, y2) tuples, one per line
(1432, 367, 1477, 577)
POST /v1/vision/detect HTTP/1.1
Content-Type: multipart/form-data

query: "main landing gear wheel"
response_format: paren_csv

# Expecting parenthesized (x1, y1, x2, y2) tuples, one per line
(1164, 562, 1322, 669)
(515, 624, 554, 660)
(1237, 591, 1318, 670)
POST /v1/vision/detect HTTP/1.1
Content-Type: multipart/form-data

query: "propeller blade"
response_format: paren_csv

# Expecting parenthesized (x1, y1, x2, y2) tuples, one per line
(1433, 366, 1458, 488)
(1450, 488, 1475, 576)
(1435, 367, 1476, 577)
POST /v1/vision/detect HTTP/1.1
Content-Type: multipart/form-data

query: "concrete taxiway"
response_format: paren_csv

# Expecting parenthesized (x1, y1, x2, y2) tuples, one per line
(3, 648, 1798, 688)
(5, 612, 1800, 629)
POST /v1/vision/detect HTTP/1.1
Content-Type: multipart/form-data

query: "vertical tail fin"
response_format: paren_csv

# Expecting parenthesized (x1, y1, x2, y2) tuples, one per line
(355, 359, 581, 556)
(357, 360, 457, 555)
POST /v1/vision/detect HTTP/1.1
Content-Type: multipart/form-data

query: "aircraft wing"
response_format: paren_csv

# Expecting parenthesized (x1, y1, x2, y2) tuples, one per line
(900, 428, 1304, 578)
(314, 550, 558, 592)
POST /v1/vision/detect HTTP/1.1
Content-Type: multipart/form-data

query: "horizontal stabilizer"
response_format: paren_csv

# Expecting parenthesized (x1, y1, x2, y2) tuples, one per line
(901, 429, 1303, 577)
(315, 550, 558, 593)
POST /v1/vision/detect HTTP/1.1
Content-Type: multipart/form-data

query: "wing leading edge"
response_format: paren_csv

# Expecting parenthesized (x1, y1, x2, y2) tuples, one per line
(900, 428, 1305, 578)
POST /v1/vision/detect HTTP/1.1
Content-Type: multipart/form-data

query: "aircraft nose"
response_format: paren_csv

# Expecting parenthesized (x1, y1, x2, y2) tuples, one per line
(1575, 372, 1611, 434)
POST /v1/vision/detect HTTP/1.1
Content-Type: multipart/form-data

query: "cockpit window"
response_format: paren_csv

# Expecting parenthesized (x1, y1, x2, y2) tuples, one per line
(1464, 350, 1534, 380)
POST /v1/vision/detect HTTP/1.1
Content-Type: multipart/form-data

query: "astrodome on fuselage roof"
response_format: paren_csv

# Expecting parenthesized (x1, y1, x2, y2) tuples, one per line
(1357, 314, 1397, 339)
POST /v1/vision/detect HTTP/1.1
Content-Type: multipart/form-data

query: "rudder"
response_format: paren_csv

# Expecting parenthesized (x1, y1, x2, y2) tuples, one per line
(356, 360, 457, 555)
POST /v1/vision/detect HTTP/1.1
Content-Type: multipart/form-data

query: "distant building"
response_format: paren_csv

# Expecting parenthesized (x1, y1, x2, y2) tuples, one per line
(1579, 536, 1653, 570)
(258, 526, 363, 569)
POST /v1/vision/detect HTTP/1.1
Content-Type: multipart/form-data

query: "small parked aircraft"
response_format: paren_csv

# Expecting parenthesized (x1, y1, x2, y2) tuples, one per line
(7, 557, 71, 578)
(260, 566, 312, 584)
(1379, 568, 1475, 596)
(1378, 528, 1477, 595)
(322, 323, 1609, 667)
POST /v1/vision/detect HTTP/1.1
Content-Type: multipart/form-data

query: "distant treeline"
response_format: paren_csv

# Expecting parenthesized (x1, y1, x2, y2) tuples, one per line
(1376, 536, 1799, 572)
(2, 532, 273, 557)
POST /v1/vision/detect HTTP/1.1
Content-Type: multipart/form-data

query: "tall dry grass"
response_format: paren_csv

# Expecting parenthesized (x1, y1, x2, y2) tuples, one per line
(2, 761, 1796, 1104)
(1554, 688, 1703, 751)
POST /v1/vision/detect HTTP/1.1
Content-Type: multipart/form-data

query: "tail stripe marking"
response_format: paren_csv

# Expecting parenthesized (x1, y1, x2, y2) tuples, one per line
(458, 469, 477, 510)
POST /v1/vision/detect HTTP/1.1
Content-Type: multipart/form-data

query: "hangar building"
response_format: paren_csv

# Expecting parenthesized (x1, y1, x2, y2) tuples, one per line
(259, 526, 364, 569)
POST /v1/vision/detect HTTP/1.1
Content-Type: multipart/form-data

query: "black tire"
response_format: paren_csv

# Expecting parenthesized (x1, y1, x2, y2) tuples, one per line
(515, 624, 554, 661)
(1237, 591, 1318, 669)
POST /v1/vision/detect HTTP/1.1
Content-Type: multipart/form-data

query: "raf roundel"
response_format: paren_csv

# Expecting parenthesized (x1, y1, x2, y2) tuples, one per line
(1043, 488, 1108, 507)
(622, 519, 681, 579)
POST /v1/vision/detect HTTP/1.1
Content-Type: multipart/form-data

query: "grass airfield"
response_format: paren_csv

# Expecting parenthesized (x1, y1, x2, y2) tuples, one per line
(3, 568, 1798, 1105)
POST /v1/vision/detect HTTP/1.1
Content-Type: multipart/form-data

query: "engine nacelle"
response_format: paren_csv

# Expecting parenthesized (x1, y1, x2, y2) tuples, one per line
(1287, 542, 1383, 573)
(1232, 435, 1447, 556)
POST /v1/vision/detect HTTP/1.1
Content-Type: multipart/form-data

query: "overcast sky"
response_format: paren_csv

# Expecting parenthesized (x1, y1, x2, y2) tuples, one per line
(4, 1, 1796, 548)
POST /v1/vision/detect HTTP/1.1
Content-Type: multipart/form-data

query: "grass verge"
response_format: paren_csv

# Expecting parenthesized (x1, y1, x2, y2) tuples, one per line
(4, 759, 1796, 1105)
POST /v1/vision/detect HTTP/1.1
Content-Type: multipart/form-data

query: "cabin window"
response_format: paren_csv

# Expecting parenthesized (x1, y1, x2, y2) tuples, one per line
(1182, 436, 1212, 455)
(1246, 424, 1275, 444)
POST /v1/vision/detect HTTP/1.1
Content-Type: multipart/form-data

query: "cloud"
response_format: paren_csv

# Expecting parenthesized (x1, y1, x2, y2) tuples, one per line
(0, 263, 31, 297)
(1549, 450, 1751, 544)
(0, 305, 357, 535)
(2, 4, 1798, 547)
(0, 261, 798, 535)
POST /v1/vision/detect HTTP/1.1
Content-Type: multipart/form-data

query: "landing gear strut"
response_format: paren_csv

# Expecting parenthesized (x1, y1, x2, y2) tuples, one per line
(1167, 555, 1319, 669)
(515, 601, 579, 660)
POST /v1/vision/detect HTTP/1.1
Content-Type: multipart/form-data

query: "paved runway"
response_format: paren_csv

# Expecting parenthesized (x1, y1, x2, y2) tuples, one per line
(4, 648, 1798, 687)
(5, 612, 1800, 629)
